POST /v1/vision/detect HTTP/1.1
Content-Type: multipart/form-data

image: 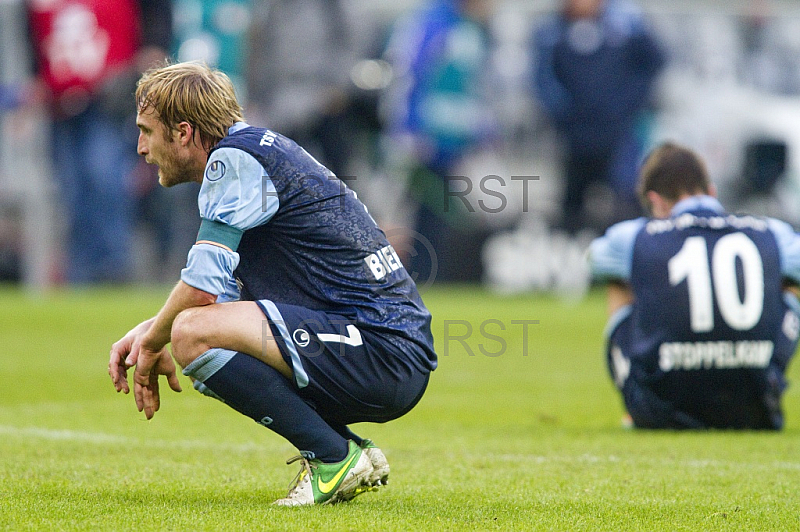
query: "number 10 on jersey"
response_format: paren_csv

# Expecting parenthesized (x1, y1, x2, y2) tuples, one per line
(668, 233, 764, 333)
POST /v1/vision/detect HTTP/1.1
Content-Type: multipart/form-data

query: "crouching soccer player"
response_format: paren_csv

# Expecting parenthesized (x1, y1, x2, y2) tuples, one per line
(107, 62, 437, 505)
(588, 142, 800, 429)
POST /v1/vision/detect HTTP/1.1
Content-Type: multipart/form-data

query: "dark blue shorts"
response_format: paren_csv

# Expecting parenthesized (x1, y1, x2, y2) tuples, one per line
(255, 299, 430, 425)
(607, 311, 784, 430)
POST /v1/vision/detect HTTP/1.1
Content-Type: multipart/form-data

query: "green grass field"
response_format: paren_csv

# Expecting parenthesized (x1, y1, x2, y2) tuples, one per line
(1, 285, 799, 531)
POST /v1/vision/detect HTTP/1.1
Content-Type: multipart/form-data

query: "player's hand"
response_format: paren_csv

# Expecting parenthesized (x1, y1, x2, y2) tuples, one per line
(108, 337, 133, 394)
(133, 346, 182, 420)
(108, 319, 153, 394)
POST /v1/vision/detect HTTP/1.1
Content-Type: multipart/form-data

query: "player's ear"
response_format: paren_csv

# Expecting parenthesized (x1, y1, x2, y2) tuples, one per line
(647, 190, 670, 218)
(707, 182, 718, 198)
(175, 121, 193, 146)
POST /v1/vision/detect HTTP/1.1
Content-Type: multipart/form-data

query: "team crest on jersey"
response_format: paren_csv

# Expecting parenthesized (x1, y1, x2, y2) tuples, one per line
(205, 160, 226, 181)
(293, 328, 311, 347)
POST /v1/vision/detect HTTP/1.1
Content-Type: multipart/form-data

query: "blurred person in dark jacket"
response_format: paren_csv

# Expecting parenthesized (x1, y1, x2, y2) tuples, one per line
(381, 0, 498, 283)
(27, 0, 172, 283)
(533, 0, 665, 235)
(244, 0, 355, 179)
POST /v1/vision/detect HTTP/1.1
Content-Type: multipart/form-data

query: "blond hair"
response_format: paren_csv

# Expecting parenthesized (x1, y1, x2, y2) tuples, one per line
(136, 61, 244, 150)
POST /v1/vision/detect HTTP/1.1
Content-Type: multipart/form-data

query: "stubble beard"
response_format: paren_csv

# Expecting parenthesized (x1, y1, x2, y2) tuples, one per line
(157, 152, 203, 188)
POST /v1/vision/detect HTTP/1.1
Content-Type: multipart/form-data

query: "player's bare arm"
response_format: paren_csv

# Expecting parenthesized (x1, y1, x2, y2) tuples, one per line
(109, 280, 216, 419)
(785, 283, 800, 299)
(139, 280, 218, 352)
(135, 280, 216, 418)
(607, 280, 634, 316)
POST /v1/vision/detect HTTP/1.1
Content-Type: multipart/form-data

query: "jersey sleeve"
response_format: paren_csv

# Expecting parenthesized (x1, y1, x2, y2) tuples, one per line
(216, 274, 242, 303)
(767, 218, 800, 285)
(198, 147, 279, 235)
(181, 243, 241, 295)
(587, 218, 646, 282)
(180, 147, 280, 295)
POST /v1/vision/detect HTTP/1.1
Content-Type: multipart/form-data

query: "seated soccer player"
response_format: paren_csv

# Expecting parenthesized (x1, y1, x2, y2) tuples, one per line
(108, 62, 437, 504)
(588, 142, 800, 429)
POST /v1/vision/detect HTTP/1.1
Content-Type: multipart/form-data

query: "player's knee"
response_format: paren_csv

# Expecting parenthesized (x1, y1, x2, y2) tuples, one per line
(171, 308, 211, 367)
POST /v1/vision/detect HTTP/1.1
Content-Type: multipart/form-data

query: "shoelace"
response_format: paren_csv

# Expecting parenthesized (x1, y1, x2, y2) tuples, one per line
(284, 454, 317, 493)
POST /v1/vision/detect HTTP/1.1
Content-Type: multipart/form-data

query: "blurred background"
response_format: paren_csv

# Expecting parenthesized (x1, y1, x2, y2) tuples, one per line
(3, 0, 800, 295)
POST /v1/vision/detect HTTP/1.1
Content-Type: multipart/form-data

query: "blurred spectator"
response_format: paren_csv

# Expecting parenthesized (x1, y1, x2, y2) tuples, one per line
(740, 1, 800, 96)
(244, 0, 356, 178)
(0, 69, 24, 283)
(0, 203, 22, 282)
(172, 0, 251, 96)
(0, 85, 25, 111)
(380, 0, 498, 283)
(533, 0, 665, 234)
(26, 0, 172, 283)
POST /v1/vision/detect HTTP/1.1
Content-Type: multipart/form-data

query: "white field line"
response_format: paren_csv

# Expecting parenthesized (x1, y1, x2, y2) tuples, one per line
(489, 452, 800, 472)
(2, 424, 800, 472)
(0, 424, 267, 453)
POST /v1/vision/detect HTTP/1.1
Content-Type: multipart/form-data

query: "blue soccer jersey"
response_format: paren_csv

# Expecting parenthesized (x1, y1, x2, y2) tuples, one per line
(181, 123, 437, 374)
(589, 195, 800, 428)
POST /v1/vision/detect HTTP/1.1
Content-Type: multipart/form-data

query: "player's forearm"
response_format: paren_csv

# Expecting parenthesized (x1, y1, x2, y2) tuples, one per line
(142, 281, 217, 351)
(607, 281, 634, 316)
